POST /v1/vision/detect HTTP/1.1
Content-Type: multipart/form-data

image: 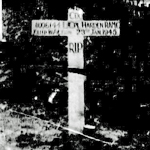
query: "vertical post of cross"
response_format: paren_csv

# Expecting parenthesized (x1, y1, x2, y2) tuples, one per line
(67, 7, 86, 133)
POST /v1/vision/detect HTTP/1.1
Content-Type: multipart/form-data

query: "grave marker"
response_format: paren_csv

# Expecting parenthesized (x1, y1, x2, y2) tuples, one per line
(32, 6, 120, 133)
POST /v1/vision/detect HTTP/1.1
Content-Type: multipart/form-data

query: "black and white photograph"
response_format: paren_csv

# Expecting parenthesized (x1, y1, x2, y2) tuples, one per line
(0, 0, 150, 149)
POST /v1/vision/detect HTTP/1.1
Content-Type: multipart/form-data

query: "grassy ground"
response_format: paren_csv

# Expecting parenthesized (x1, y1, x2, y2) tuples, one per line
(0, 99, 150, 150)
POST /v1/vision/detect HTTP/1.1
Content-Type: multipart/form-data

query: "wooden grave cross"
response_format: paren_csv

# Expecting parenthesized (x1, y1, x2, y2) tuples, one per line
(32, 6, 120, 133)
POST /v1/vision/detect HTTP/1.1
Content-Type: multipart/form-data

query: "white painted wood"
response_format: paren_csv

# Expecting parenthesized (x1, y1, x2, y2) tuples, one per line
(31, 6, 120, 134)
(0, 0, 2, 41)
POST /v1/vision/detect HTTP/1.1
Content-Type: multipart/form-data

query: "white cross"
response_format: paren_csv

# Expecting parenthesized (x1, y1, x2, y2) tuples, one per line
(32, 6, 120, 133)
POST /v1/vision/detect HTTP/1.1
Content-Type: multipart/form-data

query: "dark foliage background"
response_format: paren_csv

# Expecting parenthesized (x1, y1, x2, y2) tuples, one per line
(1, 0, 150, 132)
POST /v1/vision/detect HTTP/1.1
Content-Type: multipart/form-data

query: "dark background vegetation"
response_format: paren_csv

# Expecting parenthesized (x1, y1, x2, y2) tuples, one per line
(1, 0, 150, 149)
